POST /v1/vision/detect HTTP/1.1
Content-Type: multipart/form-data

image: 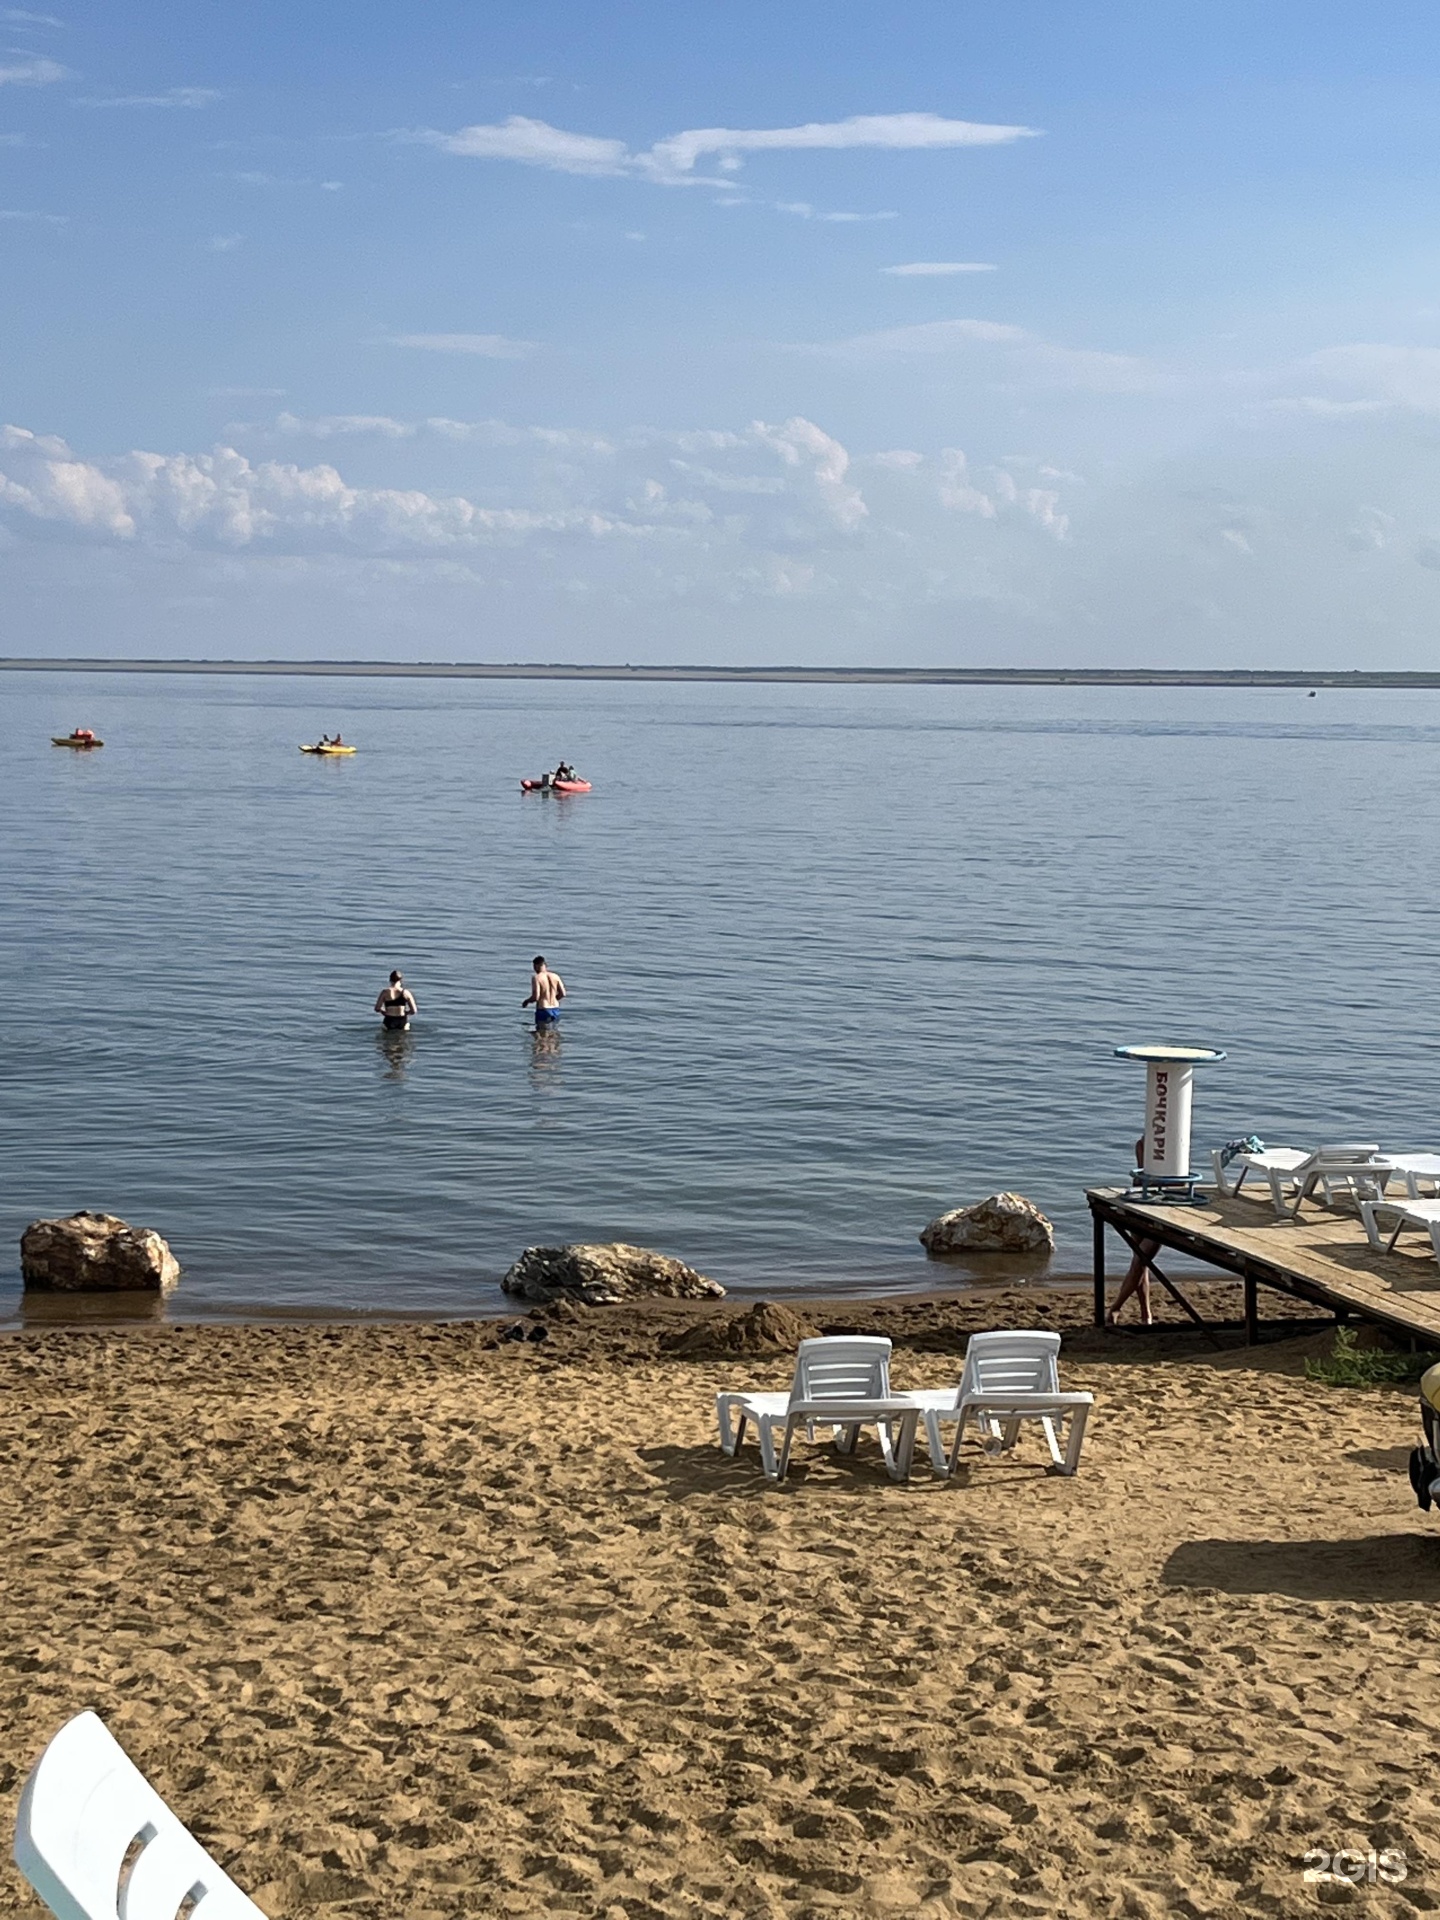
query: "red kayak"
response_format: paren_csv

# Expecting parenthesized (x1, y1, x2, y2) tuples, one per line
(521, 777, 591, 793)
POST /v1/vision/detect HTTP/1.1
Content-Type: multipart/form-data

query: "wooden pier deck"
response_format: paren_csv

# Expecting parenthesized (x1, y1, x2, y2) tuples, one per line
(1087, 1184, 1440, 1345)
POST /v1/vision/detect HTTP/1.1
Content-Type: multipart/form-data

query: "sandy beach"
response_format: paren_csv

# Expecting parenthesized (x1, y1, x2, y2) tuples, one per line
(0, 1288, 1435, 1919)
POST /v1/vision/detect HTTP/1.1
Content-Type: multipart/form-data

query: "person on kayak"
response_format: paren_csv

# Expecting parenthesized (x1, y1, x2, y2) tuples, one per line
(523, 955, 565, 1025)
(554, 761, 576, 783)
(374, 970, 418, 1031)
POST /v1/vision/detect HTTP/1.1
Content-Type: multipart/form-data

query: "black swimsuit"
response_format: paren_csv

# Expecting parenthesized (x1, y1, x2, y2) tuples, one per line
(381, 991, 410, 1030)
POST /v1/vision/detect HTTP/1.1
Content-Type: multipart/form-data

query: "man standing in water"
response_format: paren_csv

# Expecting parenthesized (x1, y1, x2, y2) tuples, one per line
(374, 969, 418, 1031)
(523, 955, 565, 1026)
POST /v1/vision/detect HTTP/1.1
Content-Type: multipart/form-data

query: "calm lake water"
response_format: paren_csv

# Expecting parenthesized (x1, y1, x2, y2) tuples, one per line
(2, 671, 1437, 1327)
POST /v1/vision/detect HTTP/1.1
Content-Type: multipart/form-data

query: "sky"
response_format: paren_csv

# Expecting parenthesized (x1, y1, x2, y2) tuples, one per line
(5, 1, 1440, 664)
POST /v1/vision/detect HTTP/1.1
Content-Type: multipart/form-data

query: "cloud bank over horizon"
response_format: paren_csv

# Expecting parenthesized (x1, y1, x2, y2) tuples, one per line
(4, 384, 1440, 666)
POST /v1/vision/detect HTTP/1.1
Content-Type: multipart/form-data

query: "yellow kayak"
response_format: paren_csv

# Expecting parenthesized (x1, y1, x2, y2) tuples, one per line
(52, 734, 103, 749)
(299, 743, 356, 756)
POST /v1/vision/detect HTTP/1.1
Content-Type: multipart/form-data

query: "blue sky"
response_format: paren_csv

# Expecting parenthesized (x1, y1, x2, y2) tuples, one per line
(5, 1, 1440, 663)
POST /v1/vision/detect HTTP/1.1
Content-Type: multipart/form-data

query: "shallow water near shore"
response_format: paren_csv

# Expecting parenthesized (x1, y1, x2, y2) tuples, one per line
(2, 670, 1438, 1327)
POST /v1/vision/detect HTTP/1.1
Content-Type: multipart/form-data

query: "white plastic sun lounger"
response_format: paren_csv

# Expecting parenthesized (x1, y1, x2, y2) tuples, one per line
(1211, 1145, 1310, 1200)
(1360, 1197, 1440, 1264)
(1212, 1143, 1391, 1218)
(900, 1331, 1093, 1478)
(1384, 1154, 1440, 1199)
(716, 1335, 920, 1483)
(14, 1710, 267, 1920)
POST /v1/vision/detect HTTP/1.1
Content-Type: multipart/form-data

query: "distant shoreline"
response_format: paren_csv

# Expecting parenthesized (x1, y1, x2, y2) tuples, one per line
(1, 656, 1437, 687)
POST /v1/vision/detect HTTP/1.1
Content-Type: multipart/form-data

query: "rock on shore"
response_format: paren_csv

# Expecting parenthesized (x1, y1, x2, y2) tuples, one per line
(920, 1192, 1055, 1257)
(661, 1300, 819, 1358)
(501, 1241, 725, 1307)
(20, 1210, 181, 1291)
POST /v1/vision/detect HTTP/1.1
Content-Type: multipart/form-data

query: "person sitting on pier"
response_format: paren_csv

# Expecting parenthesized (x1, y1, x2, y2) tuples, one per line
(1109, 1137, 1160, 1326)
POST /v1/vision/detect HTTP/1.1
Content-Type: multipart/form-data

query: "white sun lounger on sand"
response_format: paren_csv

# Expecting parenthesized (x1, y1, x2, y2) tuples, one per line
(14, 1710, 267, 1920)
(1212, 1143, 1391, 1217)
(1360, 1197, 1440, 1264)
(716, 1335, 921, 1483)
(900, 1331, 1093, 1479)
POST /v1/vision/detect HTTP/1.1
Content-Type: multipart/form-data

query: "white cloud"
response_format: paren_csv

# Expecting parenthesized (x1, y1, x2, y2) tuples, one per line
(0, 54, 65, 84)
(1, 11, 65, 25)
(1289, 343, 1440, 416)
(205, 232, 241, 251)
(274, 412, 413, 438)
(231, 170, 343, 190)
(645, 111, 1037, 176)
(383, 331, 536, 358)
(429, 116, 629, 176)
(78, 86, 220, 108)
(0, 207, 64, 222)
(749, 416, 866, 530)
(422, 109, 1037, 191)
(882, 261, 996, 276)
(776, 201, 897, 223)
(0, 423, 635, 553)
(208, 386, 286, 399)
(808, 315, 1170, 393)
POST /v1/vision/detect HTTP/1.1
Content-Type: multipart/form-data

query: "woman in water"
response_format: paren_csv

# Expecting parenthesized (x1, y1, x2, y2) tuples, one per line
(374, 970, 418, 1031)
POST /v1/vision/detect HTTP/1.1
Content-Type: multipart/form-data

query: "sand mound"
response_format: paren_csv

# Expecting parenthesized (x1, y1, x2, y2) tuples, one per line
(660, 1299, 821, 1358)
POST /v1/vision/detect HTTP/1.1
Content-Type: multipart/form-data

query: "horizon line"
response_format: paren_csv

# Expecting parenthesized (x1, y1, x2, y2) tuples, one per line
(0, 656, 1436, 688)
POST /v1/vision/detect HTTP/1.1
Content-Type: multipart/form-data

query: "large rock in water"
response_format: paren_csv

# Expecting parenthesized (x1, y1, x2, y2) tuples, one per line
(501, 1241, 725, 1307)
(920, 1192, 1055, 1258)
(20, 1211, 180, 1292)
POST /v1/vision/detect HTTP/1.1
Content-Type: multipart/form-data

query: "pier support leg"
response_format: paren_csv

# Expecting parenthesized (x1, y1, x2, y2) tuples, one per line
(1244, 1273, 1259, 1346)
(1093, 1212, 1107, 1328)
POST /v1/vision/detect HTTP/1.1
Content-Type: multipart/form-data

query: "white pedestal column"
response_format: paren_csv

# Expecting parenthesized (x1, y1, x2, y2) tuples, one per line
(1144, 1059, 1195, 1178)
(1113, 1044, 1227, 1186)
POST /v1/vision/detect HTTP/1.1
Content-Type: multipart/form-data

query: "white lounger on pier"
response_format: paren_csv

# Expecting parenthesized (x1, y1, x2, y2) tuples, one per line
(1384, 1154, 1440, 1199)
(716, 1335, 920, 1483)
(1212, 1143, 1391, 1218)
(900, 1330, 1093, 1479)
(1360, 1197, 1440, 1264)
(14, 1710, 267, 1920)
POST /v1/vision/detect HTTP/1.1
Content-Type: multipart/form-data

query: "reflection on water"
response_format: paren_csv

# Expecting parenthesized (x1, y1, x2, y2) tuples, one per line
(20, 1287, 168, 1330)
(527, 1019, 563, 1090)
(376, 1025, 415, 1082)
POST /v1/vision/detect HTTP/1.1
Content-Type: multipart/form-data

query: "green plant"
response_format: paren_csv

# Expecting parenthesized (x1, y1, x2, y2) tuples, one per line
(1304, 1324, 1437, 1387)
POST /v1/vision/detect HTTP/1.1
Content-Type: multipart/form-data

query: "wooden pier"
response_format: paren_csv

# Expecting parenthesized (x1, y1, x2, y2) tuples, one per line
(1087, 1184, 1440, 1346)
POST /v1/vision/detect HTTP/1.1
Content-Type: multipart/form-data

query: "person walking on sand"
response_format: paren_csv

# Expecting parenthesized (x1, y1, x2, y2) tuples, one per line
(523, 954, 565, 1026)
(1109, 1136, 1159, 1326)
(374, 969, 418, 1032)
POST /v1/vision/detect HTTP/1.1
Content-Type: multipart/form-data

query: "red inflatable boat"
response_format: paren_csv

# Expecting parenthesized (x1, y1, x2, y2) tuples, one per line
(521, 776, 591, 793)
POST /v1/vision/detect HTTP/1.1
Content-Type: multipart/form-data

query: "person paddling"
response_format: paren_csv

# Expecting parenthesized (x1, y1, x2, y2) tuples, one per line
(522, 954, 565, 1026)
(374, 969, 418, 1031)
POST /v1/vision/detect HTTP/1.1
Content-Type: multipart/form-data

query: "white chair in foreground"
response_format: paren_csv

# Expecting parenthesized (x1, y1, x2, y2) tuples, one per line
(1360, 1196, 1440, 1265)
(716, 1335, 921, 1483)
(14, 1710, 267, 1920)
(901, 1331, 1093, 1479)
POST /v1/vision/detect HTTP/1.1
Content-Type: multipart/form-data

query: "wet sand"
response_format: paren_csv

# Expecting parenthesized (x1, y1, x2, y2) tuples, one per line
(0, 1286, 1435, 1918)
